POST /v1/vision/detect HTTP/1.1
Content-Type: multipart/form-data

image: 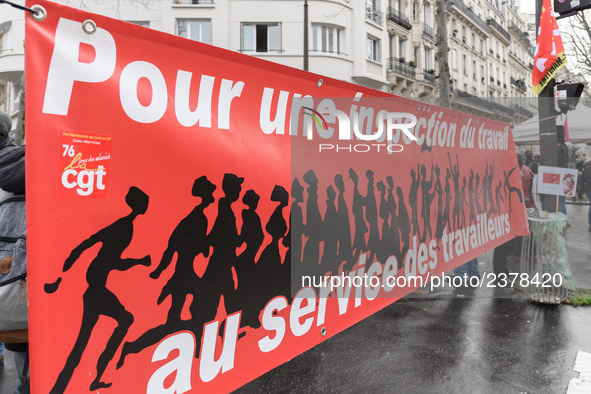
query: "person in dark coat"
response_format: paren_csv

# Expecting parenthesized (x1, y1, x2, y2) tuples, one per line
(0, 111, 28, 394)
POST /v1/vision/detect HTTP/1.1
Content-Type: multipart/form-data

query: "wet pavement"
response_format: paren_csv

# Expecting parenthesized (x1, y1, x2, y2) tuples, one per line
(238, 296, 591, 393)
(238, 203, 591, 394)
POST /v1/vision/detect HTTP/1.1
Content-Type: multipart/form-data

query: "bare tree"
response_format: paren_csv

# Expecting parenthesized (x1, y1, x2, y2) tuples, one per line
(434, 0, 450, 108)
(60, 0, 156, 15)
(561, 10, 591, 78)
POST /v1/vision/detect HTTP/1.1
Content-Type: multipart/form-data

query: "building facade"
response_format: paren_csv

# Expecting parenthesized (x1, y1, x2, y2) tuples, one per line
(0, 5, 25, 134)
(0, 0, 536, 130)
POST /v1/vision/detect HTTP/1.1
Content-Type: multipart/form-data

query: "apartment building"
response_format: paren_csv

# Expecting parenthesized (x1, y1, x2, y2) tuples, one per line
(0, 0, 536, 129)
(0, 5, 25, 133)
(447, 0, 536, 123)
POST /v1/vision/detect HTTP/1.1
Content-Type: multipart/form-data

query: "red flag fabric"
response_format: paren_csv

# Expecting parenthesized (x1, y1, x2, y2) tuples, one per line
(564, 117, 571, 142)
(532, 0, 567, 95)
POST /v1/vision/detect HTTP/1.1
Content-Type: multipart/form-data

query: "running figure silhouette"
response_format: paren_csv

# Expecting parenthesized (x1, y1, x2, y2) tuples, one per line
(47, 187, 151, 393)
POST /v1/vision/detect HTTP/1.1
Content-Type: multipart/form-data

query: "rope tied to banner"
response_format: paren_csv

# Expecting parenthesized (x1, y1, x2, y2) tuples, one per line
(0, 1, 46, 21)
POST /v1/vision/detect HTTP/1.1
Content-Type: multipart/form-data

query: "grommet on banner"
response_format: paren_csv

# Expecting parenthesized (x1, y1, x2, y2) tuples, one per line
(321, 327, 326, 336)
(317, 79, 323, 87)
(31, 5, 46, 21)
(82, 19, 97, 34)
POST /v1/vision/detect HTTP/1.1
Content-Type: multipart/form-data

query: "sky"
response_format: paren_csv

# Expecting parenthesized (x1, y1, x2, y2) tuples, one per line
(520, 0, 536, 14)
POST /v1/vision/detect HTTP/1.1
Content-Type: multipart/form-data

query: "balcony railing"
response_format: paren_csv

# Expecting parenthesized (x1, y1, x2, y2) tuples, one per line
(515, 106, 534, 118)
(387, 7, 411, 30)
(454, 90, 494, 112)
(366, 4, 384, 26)
(172, 0, 214, 4)
(387, 57, 416, 78)
(423, 24, 435, 41)
(446, 0, 490, 34)
(512, 78, 527, 91)
(493, 102, 514, 117)
(487, 18, 511, 42)
(423, 69, 436, 85)
(509, 22, 531, 47)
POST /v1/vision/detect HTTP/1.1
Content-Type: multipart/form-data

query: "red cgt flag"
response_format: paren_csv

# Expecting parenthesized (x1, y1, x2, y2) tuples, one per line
(532, 0, 567, 95)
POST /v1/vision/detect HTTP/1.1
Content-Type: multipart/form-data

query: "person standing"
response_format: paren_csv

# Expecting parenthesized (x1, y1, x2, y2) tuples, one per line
(0, 110, 28, 394)
(557, 127, 568, 215)
(493, 153, 528, 279)
(519, 153, 535, 209)
(454, 258, 480, 284)
(582, 159, 591, 231)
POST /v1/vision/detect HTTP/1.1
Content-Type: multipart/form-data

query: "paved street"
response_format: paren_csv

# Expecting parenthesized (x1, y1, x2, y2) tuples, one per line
(1, 204, 589, 393)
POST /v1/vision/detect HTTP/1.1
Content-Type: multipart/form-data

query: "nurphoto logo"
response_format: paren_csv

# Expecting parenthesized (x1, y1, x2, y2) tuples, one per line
(298, 97, 418, 154)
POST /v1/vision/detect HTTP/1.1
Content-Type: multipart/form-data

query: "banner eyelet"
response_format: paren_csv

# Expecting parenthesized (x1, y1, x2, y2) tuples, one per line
(82, 19, 97, 35)
(31, 5, 47, 21)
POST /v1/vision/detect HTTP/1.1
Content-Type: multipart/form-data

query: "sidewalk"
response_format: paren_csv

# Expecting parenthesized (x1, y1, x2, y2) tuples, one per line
(239, 203, 591, 393)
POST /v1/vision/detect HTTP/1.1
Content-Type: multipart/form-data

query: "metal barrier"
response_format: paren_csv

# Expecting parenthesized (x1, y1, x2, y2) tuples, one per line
(520, 213, 574, 304)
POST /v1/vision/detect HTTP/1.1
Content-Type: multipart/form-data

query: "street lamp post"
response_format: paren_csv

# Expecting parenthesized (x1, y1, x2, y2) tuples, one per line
(304, 0, 309, 71)
(536, 0, 558, 211)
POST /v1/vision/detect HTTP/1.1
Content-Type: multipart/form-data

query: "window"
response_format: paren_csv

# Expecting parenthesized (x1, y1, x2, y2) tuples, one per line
(423, 4, 431, 26)
(463, 54, 467, 75)
(312, 24, 343, 55)
(0, 22, 12, 54)
(241, 23, 281, 52)
(0, 81, 7, 113)
(177, 19, 211, 44)
(128, 21, 150, 28)
(367, 35, 380, 62)
(424, 47, 432, 69)
(452, 49, 457, 69)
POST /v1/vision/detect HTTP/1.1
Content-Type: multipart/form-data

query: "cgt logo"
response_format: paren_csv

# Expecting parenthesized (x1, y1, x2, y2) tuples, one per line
(60, 147, 108, 196)
(61, 164, 107, 196)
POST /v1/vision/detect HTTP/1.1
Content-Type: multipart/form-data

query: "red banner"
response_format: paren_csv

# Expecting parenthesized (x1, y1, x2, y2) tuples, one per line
(25, 1, 528, 393)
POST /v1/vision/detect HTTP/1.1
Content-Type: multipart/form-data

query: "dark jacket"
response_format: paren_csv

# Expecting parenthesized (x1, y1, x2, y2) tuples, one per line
(0, 144, 25, 194)
(582, 162, 591, 194)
